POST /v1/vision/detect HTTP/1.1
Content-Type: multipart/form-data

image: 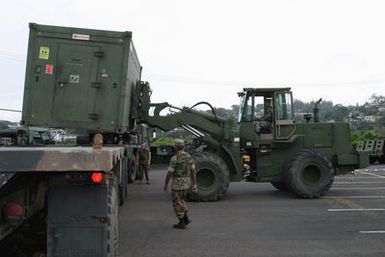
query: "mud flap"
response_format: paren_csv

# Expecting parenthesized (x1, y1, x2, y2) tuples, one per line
(47, 184, 117, 257)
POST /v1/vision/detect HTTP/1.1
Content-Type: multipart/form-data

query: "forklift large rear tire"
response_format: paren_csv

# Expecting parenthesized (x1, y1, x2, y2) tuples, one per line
(270, 181, 290, 191)
(285, 149, 334, 198)
(187, 152, 230, 202)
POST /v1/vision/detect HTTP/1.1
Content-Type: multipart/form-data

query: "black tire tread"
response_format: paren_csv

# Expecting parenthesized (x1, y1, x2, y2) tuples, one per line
(285, 149, 334, 199)
(187, 152, 230, 202)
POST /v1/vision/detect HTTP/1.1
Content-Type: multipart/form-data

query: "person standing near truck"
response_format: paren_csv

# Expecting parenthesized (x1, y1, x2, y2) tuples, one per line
(163, 139, 198, 229)
(136, 142, 151, 184)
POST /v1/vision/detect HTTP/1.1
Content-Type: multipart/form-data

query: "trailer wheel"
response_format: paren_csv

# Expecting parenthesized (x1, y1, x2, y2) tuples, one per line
(380, 154, 385, 164)
(127, 160, 137, 183)
(187, 152, 230, 202)
(270, 181, 290, 191)
(369, 156, 377, 164)
(285, 149, 335, 198)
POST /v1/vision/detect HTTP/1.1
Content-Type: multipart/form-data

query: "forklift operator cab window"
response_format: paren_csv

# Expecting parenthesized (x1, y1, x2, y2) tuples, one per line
(254, 96, 265, 120)
(239, 94, 272, 123)
(275, 92, 294, 121)
(239, 94, 253, 122)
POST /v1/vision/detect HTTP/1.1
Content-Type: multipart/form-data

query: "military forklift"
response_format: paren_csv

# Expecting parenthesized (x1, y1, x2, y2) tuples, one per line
(141, 86, 368, 201)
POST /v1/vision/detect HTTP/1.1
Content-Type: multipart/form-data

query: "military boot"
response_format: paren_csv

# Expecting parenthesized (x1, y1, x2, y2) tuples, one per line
(173, 218, 186, 229)
(183, 212, 191, 225)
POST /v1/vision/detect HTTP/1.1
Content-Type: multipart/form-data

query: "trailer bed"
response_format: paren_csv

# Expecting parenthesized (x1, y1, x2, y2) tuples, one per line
(0, 146, 125, 172)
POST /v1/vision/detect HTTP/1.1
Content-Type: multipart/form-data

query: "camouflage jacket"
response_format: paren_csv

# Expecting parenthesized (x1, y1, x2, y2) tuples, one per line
(168, 151, 195, 190)
(138, 148, 150, 166)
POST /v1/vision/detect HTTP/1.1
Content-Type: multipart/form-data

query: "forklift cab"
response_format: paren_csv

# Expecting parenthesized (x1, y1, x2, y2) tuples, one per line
(237, 87, 296, 179)
(238, 87, 295, 142)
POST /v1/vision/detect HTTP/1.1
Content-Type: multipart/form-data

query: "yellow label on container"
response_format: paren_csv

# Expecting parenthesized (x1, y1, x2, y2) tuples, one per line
(39, 47, 50, 60)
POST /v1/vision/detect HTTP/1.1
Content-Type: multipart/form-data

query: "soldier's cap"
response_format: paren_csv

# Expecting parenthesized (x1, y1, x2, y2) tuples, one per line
(174, 139, 184, 146)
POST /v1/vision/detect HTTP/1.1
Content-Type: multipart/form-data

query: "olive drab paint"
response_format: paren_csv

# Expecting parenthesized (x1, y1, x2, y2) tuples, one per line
(357, 139, 385, 164)
(0, 23, 150, 254)
(21, 23, 142, 133)
(146, 87, 369, 200)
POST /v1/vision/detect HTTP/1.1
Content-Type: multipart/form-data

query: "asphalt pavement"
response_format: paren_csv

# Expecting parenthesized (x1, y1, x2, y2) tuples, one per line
(119, 165, 385, 257)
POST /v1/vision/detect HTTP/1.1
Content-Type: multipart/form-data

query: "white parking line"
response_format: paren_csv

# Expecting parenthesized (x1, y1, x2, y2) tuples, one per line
(356, 171, 385, 179)
(356, 168, 385, 171)
(360, 231, 385, 234)
(325, 196, 385, 199)
(336, 177, 385, 179)
(331, 187, 385, 190)
(334, 182, 385, 184)
(328, 208, 385, 212)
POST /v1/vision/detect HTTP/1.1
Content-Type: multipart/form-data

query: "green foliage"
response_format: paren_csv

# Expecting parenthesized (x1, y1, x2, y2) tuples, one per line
(362, 130, 382, 140)
(369, 94, 385, 106)
(151, 135, 194, 146)
(0, 120, 18, 130)
(351, 130, 361, 149)
(324, 104, 349, 122)
(294, 99, 334, 118)
(351, 129, 384, 148)
(151, 137, 175, 146)
(54, 142, 77, 147)
(295, 94, 384, 125)
(212, 107, 238, 125)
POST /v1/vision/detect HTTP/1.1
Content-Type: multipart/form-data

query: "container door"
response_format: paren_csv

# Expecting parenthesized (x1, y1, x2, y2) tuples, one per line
(53, 44, 100, 122)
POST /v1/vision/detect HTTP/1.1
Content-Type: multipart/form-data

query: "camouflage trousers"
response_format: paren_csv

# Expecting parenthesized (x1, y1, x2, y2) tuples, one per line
(171, 189, 188, 219)
(138, 165, 149, 182)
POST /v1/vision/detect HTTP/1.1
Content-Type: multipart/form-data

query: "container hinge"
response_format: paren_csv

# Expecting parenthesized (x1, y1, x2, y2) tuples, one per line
(94, 51, 104, 58)
(91, 82, 101, 88)
(88, 113, 99, 120)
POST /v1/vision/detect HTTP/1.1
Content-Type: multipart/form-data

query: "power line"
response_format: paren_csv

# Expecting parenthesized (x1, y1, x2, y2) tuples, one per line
(0, 108, 22, 113)
(144, 73, 385, 88)
(0, 50, 26, 62)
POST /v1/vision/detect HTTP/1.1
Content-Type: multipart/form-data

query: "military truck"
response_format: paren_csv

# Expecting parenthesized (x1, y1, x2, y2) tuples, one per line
(0, 23, 148, 256)
(356, 139, 385, 164)
(144, 88, 369, 201)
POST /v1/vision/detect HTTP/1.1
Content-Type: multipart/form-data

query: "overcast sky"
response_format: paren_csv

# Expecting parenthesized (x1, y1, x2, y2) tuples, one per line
(1, 0, 385, 121)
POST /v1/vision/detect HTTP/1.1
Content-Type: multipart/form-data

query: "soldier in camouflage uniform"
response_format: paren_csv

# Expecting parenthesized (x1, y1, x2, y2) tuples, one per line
(163, 139, 198, 229)
(136, 142, 151, 184)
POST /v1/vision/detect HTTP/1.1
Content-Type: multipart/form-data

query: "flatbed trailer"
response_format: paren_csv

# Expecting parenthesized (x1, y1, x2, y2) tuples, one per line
(0, 145, 128, 256)
(0, 146, 124, 172)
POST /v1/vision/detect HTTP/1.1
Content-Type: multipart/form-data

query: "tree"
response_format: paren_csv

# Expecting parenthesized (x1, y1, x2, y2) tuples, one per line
(369, 94, 385, 106)
(332, 105, 349, 122)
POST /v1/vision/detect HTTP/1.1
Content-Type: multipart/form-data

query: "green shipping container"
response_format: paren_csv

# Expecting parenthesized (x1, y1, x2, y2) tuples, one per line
(21, 23, 142, 133)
